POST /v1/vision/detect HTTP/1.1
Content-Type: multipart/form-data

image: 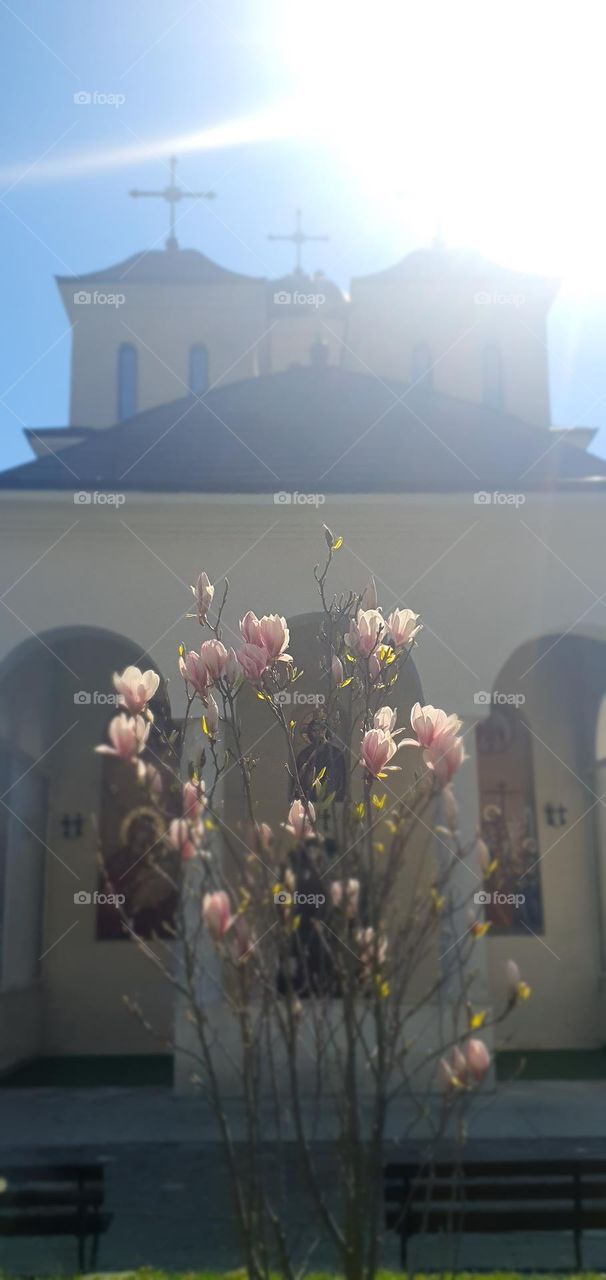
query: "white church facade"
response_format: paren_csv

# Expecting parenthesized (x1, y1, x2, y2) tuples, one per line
(1, 202, 606, 1082)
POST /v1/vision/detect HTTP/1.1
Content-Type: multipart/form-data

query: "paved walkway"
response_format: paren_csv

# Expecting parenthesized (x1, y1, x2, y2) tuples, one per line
(0, 1083, 605, 1273)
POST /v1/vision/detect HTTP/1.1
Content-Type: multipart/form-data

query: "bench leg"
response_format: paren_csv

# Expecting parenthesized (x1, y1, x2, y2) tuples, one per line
(574, 1228, 583, 1271)
(90, 1230, 101, 1272)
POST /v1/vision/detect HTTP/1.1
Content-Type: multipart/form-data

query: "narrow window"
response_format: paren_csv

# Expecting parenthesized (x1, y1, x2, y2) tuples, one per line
(117, 343, 138, 421)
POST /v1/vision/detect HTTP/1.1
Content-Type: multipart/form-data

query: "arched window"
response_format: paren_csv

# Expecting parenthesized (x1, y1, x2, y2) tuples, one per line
(476, 705, 543, 933)
(482, 344, 504, 409)
(189, 345, 209, 396)
(411, 342, 433, 389)
(117, 343, 138, 421)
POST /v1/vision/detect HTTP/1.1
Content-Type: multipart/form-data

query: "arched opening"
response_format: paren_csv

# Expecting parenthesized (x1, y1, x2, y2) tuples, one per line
(477, 632, 606, 1052)
(189, 344, 209, 395)
(0, 628, 173, 1076)
(117, 342, 138, 421)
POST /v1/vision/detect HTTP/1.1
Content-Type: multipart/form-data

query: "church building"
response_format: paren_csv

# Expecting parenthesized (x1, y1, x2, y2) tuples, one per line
(1, 167, 606, 1085)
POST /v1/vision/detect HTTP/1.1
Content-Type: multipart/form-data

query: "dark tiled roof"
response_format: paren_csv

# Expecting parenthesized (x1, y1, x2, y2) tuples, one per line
(1, 368, 604, 494)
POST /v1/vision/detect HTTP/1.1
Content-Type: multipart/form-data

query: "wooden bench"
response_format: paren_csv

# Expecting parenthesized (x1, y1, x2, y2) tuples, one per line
(0, 1163, 112, 1270)
(384, 1157, 606, 1270)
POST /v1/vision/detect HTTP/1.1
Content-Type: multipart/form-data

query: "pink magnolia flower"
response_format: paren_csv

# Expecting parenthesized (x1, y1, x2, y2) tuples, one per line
(96, 714, 149, 764)
(345, 608, 384, 658)
(360, 576, 378, 610)
(438, 1056, 457, 1091)
(199, 639, 228, 683)
(182, 779, 206, 822)
(168, 818, 198, 861)
(408, 702, 462, 750)
(368, 653, 381, 682)
(357, 926, 388, 968)
(256, 822, 273, 851)
(465, 1037, 491, 1083)
(240, 610, 264, 646)
(238, 642, 270, 681)
(361, 727, 399, 777)
(202, 692, 219, 737)
(283, 799, 315, 840)
(224, 647, 240, 687)
(386, 608, 422, 649)
(179, 649, 210, 698)
(374, 706, 398, 734)
(145, 763, 163, 798)
(331, 654, 344, 684)
(202, 891, 234, 939)
(423, 735, 467, 787)
(257, 614, 290, 660)
(330, 878, 360, 917)
(191, 571, 214, 624)
(239, 612, 291, 661)
(113, 665, 160, 715)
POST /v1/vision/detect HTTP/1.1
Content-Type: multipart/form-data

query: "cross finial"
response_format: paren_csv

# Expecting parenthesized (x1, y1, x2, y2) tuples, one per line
(268, 208, 329, 273)
(130, 156, 216, 251)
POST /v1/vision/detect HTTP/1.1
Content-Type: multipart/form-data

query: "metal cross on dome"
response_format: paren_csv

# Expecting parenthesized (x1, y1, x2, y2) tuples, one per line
(130, 156, 216, 251)
(268, 208, 329, 273)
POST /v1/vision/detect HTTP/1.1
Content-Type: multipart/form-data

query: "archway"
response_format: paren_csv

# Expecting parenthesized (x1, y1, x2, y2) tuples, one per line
(477, 632, 606, 1050)
(0, 627, 173, 1075)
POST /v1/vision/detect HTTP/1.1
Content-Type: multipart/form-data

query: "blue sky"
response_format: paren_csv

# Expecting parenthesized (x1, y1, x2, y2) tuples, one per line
(1, 0, 606, 470)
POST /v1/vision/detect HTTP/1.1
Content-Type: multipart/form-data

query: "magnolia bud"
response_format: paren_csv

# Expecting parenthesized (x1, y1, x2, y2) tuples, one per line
(192, 571, 214, 624)
(360, 576, 378, 610)
(204, 692, 219, 738)
(331, 654, 344, 684)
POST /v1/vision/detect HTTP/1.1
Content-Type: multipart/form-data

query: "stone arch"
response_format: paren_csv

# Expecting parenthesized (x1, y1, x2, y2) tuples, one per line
(478, 630, 606, 1050)
(0, 627, 174, 1073)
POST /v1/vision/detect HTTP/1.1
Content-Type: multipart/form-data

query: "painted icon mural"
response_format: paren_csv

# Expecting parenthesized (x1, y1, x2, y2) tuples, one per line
(476, 706, 544, 933)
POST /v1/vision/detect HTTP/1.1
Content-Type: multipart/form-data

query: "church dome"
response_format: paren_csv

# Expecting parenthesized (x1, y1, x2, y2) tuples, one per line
(57, 246, 264, 288)
(268, 268, 347, 314)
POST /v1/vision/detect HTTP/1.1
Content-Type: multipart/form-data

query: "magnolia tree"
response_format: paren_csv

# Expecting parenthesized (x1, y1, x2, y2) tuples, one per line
(96, 528, 530, 1280)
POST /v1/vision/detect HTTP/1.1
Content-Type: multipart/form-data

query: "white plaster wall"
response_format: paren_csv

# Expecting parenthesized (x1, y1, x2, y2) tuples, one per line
(0, 489, 604, 1056)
